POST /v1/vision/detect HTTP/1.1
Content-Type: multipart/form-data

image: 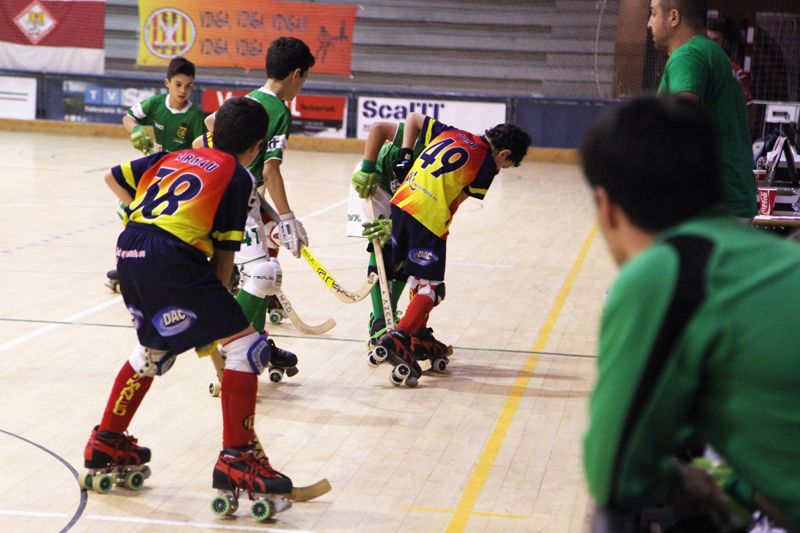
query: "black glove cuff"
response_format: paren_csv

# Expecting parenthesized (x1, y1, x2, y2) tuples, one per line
(399, 147, 413, 161)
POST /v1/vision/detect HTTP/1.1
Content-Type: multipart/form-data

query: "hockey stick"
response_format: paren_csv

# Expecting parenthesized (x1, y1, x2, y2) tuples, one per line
(365, 201, 395, 331)
(206, 346, 331, 502)
(301, 245, 378, 303)
(274, 289, 335, 335)
(254, 191, 378, 303)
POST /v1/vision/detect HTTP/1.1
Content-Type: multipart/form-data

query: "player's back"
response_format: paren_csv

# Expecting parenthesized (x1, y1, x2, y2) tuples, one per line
(245, 88, 291, 180)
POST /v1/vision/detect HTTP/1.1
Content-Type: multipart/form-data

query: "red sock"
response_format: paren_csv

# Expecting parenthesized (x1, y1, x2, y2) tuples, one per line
(99, 361, 153, 434)
(221, 369, 258, 449)
(397, 294, 435, 334)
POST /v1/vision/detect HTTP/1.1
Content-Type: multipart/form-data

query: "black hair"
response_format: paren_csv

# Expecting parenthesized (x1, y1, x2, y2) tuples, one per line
(167, 56, 195, 79)
(485, 124, 531, 166)
(580, 96, 722, 232)
(265, 37, 316, 80)
(663, 0, 708, 30)
(213, 97, 269, 156)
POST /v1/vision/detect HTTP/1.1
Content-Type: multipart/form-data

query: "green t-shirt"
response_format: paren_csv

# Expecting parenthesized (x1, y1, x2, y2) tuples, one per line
(374, 122, 427, 195)
(127, 93, 206, 153)
(245, 88, 291, 185)
(659, 35, 757, 218)
(584, 215, 800, 526)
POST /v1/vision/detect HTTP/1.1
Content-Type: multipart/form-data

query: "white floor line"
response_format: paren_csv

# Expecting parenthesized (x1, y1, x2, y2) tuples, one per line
(0, 509, 314, 532)
(0, 297, 122, 354)
(299, 199, 347, 221)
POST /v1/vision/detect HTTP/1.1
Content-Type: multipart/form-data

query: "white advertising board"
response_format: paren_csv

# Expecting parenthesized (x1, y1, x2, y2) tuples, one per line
(0, 76, 37, 119)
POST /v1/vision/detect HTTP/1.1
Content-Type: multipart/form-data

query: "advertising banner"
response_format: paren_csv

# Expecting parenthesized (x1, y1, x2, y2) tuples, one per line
(0, 75, 37, 119)
(136, 1, 356, 76)
(60, 81, 161, 123)
(0, 0, 105, 74)
(202, 89, 347, 138)
(356, 96, 507, 140)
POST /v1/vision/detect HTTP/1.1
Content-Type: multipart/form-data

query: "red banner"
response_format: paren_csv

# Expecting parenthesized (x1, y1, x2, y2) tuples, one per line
(0, 0, 105, 74)
(137, 1, 356, 76)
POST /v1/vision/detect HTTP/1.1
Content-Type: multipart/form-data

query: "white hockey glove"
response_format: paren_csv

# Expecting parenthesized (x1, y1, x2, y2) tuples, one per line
(277, 211, 308, 258)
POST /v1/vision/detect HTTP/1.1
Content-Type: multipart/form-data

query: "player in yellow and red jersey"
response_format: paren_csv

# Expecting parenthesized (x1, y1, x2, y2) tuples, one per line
(368, 112, 530, 383)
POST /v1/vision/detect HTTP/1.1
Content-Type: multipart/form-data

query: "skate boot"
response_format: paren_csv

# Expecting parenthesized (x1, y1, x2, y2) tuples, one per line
(104, 269, 120, 292)
(79, 425, 152, 493)
(266, 295, 288, 325)
(367, 315, 387, 349)
(266, 338, 298, 383)
(211, 446, 293, 520)
(368, 330, 422, 387)
(410, 328, 453, 373)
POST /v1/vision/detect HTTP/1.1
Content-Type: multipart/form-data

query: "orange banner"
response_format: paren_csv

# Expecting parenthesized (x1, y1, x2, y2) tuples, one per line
(136, 1, 356, 76)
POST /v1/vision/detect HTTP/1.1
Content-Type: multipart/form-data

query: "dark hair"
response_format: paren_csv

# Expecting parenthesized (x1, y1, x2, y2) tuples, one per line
(580, 96, 722, 231)
(266, 37, 315, 80)
(167, 56, 195, 79)
(485, 124, 531, 166)
(213, 97, 269, 156)
(664, 0, 708, 30)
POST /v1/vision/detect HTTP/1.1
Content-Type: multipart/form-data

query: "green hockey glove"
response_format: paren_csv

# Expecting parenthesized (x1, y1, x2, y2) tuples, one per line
(362, 216, 392, 247)
(130, 124, 154, 155)
(351, 160, 378, 198)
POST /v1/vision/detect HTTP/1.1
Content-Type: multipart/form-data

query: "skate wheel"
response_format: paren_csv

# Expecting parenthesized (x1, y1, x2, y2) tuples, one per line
(92, 473, 113, 494)
(406, 375, 419, 388)
(367, 354, 381, 368)
(389, 372, 403, 386)
(212, 494, 238, 516)
(251, 498, 276, 521)
(123, 470, 145, 490)
(268, 368, 284, 383)
(285, 366, 299, 378)
(432, 358, 448, 373)
(269, 310, 283, 324)
(140, 465, 152, 479)
(209, 381, 221, 397)
(78, 471, 92, 490)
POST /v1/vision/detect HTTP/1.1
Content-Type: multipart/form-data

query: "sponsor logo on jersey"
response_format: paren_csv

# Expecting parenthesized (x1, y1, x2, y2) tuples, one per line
(153, 306, 197, 336)
(176, 123, 188, 141)
(408, 248, 439, 267)
(13, 1, 57, 45)
(143, 8, 196, 59)
(267, 134, 287, 152)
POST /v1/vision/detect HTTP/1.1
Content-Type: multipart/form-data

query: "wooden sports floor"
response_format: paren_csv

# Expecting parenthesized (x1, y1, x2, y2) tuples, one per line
(0, 129, 616, 532)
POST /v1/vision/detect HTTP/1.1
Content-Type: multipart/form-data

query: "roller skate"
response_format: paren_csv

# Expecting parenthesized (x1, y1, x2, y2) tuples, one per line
(104, 269, 119, 292)
(367, 330, 422, 387)
(266, 338, 298, 384)
(410, 328, 453, 373)
(211, 446, 292, 521)
(79, 425, 152, 493)
(366, 311, 402, 349)
(266, 295, 288, 325)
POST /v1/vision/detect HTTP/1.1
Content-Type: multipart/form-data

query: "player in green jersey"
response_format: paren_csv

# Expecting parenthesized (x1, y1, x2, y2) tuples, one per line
(107, 57, 208, 292)
(581, 96, 800, 531)
(122, 56, 206, 154)
(648, 0, 757, 221)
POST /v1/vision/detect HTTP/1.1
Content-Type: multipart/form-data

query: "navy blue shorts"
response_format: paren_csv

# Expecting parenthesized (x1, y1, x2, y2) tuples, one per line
(390, 205, 447, 281)
(116, 223, 249, 355)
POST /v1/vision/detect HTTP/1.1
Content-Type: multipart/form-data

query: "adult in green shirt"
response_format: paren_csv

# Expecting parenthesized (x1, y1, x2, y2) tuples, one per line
(581, 97, 800, 530)
(649, 0, 757, 220)
(122, 57, 206, 154)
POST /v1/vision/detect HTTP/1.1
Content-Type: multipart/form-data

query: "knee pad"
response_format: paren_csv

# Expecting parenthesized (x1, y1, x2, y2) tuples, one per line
(220, 332, 272, 375)
(128, 345, 176, 377)
(241, 258, 282, 298)
(408, 278, 445, 306)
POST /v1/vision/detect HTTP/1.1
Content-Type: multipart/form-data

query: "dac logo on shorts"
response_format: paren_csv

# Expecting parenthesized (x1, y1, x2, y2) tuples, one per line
(128, 306, 145, 330)
(143, 8, 196, 59)
(409, 248, 439, 267)
(153, 306, 197, 336)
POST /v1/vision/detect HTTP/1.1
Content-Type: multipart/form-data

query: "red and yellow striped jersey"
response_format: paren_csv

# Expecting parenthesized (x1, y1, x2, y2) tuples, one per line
(111, 148, 254, 257)
(391, 116, 498, 238)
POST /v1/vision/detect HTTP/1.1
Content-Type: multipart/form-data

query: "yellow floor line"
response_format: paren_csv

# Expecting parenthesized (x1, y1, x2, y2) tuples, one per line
(445, 224, 598, 532)
(403, 505, 527, 520)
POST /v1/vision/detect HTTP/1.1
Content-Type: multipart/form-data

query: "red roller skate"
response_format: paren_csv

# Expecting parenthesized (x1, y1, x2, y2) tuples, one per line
(367, 330, 422, 387)
(410, 327, 453, 373)
(79, 425, 152, 493)
(211, 446, 293, 521)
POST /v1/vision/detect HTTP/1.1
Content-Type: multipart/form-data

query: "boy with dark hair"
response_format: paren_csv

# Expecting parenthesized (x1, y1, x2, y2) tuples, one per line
(81, 97, 298, 517)
(582, 96, 800, 531)
(108, 57, 208, 291)
(369, 112, 530, 384)
(123, 56, 206, 155)
(648, 0, 756, 221)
